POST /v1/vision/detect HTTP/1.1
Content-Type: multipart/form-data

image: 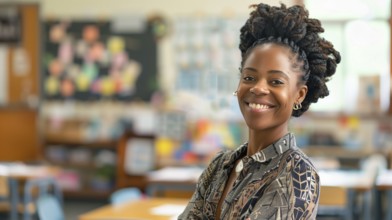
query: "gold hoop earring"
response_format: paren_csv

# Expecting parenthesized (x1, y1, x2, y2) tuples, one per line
(293, 103, 302, 110)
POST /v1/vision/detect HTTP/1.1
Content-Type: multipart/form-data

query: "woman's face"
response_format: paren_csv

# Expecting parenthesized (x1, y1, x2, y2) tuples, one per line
(237, 43, 307, 133)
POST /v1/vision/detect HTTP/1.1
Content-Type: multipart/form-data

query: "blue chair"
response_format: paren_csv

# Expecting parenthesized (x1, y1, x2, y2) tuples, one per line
(0, 176, 18, 220)
(0, 177, 19, 220)
(110, 187, 143, 205)
(36, 194, 64, 220)
(24, 178, 62, 220)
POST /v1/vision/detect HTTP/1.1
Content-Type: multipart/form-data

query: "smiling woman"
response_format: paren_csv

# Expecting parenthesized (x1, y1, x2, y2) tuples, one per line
(179, 2, 340, 220)
(237, 43, 308, 150)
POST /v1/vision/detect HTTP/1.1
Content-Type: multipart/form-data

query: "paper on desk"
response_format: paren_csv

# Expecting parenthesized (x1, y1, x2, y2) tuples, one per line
(0, 165, 10, 176)
(147, 166, 203, 182)
(377, 170, 392, 185)
(150, 204, 186, 217)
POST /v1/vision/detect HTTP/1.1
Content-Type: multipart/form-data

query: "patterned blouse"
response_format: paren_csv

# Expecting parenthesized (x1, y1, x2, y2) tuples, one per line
(178, 133, 319, 220)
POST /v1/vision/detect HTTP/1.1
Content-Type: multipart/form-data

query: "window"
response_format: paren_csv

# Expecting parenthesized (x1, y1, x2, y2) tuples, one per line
(305, 0, 390, 113)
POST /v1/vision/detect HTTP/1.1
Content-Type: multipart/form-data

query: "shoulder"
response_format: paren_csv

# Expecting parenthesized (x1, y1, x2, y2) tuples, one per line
(284, 148, 318, 175)
(205, 145, 245, 170)
(203, 147, 239, 175)
(281, 148, 320, 191)
(284, 148, 320, 218)
(197, 147, 243, 186)
(210, 149, 230, 164)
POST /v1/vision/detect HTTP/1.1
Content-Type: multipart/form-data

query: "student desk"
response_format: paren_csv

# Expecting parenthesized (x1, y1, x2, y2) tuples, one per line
(0, 163, 61, 220)
(78, 198, 188, 220)
(146, 167, 203, 198)
(318, 170, 374, 220)
(375, 169, 392, 220)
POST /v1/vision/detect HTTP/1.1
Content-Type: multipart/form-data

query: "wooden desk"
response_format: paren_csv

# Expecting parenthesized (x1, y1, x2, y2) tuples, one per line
(147, 180, 195, 198)
(0, 163, 61, 181)
(319, 170, 374, 191)
(79, 198, 188, 220)
(0, 163, 61, 220)
(146, 167, 202, 198)
(376, 169, 392, 190)
(318, 170, 374, 220)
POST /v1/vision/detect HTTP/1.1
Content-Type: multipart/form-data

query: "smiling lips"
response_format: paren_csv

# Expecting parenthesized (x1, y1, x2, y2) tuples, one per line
(248, 102, 273, 111)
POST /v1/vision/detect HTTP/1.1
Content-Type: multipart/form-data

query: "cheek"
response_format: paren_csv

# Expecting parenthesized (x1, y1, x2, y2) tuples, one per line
(278, 88, 296, 109)
(236, 85, 248, 97)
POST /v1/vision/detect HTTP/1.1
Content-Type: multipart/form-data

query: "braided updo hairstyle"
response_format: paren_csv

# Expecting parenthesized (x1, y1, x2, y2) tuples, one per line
(239, 3, 341, 117)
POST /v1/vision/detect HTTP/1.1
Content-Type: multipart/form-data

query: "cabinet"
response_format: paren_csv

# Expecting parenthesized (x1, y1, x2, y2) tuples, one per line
(0, 107, 40, 161)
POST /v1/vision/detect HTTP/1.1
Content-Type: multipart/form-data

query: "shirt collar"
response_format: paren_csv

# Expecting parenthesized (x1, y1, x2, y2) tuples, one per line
(223, 133, 296, 168)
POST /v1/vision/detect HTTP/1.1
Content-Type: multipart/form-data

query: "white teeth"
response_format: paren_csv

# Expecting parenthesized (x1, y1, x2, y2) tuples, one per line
(249, 103, 270, 109)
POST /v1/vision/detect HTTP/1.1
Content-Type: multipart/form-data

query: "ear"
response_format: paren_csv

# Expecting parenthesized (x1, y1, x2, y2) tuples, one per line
(296, 84, 308, 103)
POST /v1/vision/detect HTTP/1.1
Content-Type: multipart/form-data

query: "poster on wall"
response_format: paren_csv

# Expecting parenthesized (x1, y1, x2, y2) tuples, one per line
(0, 6, 21, 43)
(42, 19, 158, 101)
(357, 75, 381, 114)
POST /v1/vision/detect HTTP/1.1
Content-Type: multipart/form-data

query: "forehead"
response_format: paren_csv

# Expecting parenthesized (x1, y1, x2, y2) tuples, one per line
(243, 43, 296, 69)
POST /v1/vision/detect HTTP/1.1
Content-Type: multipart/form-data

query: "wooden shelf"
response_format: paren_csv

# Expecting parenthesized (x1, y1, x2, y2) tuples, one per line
(44, 135, 119, 199)
(63, 189, 113, 199)
(302, 146, 370, 159)
(45, 137, 117, 149)
(157, 158, 207, 168)
(46, 160, 99, 170)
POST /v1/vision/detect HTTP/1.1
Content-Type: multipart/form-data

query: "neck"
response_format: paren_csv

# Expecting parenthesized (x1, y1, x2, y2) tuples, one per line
(246, 126, 288, 156)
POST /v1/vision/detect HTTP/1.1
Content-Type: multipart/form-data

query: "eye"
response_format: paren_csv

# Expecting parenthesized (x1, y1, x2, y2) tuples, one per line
(271, 79, 284, 85)
(242, 76, 255, 82)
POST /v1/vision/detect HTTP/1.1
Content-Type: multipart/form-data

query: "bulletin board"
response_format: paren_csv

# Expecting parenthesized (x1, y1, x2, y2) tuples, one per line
(42, 19, 158, 101)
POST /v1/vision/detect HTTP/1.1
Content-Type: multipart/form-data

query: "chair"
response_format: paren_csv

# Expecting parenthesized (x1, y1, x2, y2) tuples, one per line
(360, 154, 387, 176)
(24, 177, 62, 220)
(0, 175, 62, 220)
(0, 176, 18, 220)
(110, 187, 143, 205)
(317, 186, 355, 219)
(36, 194, 64, 220)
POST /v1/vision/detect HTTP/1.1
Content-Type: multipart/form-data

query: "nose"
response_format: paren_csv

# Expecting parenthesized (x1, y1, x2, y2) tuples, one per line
(250, 81, 270, 95)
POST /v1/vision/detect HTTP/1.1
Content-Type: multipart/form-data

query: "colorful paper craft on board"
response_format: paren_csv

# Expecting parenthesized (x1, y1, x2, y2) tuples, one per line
(43, 20, 158, 101)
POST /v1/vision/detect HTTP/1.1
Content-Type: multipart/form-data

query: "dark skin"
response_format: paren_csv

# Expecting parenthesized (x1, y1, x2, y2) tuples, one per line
(215, 43, 308, 219)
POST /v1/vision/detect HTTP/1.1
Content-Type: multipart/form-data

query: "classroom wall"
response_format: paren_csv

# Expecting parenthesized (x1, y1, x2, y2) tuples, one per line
(10, 0, 297, 92)
(39, 0, 297, 17)
(3, 0, 299, 19)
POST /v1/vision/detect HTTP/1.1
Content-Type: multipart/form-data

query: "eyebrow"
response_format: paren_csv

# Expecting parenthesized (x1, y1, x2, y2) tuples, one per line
(242, 67, 290, 79)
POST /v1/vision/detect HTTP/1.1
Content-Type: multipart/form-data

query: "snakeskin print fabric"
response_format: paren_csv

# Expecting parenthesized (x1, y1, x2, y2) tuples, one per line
(178, 133, 319, 220)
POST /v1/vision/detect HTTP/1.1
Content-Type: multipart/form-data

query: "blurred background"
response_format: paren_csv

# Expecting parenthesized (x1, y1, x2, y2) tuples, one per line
(0, 0, 391, 219)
